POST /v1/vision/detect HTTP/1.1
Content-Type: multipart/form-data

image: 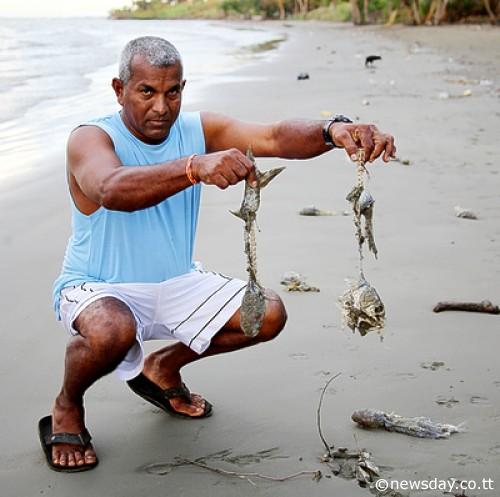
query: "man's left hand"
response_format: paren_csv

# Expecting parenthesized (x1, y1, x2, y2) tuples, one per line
(330, 123, 396, 163)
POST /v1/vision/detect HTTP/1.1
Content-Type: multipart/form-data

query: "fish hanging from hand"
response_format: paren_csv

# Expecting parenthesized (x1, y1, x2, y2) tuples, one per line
(231, 148, 285, 337)
(338, 150, 385, 336)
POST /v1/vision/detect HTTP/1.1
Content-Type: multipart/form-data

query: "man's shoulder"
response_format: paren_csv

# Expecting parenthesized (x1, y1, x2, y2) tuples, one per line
(175, 111, 205, 153)
(176, 111, 204, 135)
(69, 113, 120, 143)
(178, 110, 201, 124)
(81, 112, 119, 129)
(68, 121, 115, 152)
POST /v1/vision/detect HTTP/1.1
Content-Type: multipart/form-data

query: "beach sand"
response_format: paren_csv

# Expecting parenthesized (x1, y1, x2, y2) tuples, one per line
(1, 21, 499, 497)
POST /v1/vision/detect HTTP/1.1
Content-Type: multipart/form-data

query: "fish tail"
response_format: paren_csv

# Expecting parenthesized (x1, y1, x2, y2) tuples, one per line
(229, 209, 244, 220)
(246, 147, 255, 162)
(258, 167, 285, 188)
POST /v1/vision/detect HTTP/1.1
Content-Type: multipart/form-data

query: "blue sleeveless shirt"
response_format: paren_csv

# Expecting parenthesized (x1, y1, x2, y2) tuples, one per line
(52, 111, 205, 318)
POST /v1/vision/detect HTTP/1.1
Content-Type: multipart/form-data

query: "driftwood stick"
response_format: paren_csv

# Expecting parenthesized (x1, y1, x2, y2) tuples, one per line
(433, 300, 499, 314)
(316, 372, 342, 458)
(175, 457, 322, 482)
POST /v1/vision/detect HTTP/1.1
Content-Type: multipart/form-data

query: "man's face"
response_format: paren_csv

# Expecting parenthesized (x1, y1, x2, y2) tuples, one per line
(112, 55, 185, 144)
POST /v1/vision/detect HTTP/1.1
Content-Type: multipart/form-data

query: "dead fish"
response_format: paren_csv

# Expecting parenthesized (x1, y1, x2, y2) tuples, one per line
(359, 189, 374, 212)
(328, 448, 381, 486)
(231, 150, 284, 223)
(280, 271, 320, 292)
(420, 361, 446, 371)
(351, 408, 464, 439)
(231, 148, 284, 337)
(454, 205, 478, 220)
(358, 190, 377, 257)
(340, 151, 385, 336)
(299, 206, 334, 216)
(338, 275, 385, 336)
(240, 280, 266, 338)
(346, 185, 378, 258)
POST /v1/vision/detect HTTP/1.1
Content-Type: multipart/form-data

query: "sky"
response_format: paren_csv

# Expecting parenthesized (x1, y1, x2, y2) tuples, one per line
(0, 0, 134, 17)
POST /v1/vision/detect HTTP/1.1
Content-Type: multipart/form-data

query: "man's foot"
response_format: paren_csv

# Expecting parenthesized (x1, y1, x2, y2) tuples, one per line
(127, 369, 212, 418)
(45, 397, 98, 470)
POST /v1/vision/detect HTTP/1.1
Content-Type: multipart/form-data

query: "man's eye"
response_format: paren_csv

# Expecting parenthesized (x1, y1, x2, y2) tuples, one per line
(141, 88, 153, 96)
(168, 88, 180, 97)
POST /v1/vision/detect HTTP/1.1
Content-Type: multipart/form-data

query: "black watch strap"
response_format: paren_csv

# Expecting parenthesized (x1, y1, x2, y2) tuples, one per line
(323, 114, 353, 147)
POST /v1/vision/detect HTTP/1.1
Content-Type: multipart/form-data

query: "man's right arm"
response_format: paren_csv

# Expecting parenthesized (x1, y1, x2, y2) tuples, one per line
(67, 126, 254, 214)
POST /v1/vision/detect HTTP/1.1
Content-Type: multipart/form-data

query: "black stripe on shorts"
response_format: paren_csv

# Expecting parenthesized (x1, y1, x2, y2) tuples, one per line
(188, 284, 246, 349)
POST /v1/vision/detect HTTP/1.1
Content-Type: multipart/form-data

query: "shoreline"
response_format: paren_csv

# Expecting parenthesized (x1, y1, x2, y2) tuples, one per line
(0, 19, 286, 191)
(371, 23, 500, 75)
(1, 21, 499, 497)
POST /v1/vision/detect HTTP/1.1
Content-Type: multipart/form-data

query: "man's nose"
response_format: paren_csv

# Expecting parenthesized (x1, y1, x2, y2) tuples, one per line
(152, 95, 168, 115)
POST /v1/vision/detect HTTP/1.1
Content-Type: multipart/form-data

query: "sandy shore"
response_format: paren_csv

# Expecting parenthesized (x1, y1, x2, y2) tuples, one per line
(1, 21, 499, 497)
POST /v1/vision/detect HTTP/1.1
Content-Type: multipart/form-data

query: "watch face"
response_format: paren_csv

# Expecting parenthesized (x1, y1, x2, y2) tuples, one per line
(333, 114, 353, 123)
(323, 115, 353, 146)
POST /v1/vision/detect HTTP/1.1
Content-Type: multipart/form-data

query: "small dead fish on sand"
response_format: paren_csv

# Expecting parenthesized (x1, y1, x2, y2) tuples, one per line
(231, 149, 284, 337)
(299, 206, 335, 216)
(454, 205, 478, 220)
(420, 361, 446, 371)
(352, 409, 464, 439)
(338, 275, 385, 336)
(280, 271, 320, 292)
(327, 448, 381, 485)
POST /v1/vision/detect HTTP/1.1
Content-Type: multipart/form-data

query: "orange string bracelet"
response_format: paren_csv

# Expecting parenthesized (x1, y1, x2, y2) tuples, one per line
(185, 154, 198, 185)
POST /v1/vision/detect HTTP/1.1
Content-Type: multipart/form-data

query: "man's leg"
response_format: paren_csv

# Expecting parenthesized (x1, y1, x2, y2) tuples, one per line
(139, 290, 287, 417)
(51, 297, 137, 468)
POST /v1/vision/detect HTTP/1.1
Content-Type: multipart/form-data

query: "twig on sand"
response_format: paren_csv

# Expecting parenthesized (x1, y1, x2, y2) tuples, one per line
(433, 300, 499, 314)
(145, 371, 343, 486)
(174, 457, 322, 483)
(316, 372, 342, 458)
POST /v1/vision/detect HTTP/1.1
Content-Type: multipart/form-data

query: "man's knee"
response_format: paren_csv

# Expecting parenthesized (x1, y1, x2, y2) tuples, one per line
(258, 290, 287, 342)
(74, 297, 137, 353)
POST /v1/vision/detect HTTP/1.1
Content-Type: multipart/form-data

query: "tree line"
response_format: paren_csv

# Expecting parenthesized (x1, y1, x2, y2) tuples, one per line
(110, 0, 499, 24)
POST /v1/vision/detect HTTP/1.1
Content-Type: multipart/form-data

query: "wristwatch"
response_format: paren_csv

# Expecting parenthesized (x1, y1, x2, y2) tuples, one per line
(323, 114, 353, 147)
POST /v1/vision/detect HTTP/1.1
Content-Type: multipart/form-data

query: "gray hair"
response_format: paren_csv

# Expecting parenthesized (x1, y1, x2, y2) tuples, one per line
(119, 36, 182, 84)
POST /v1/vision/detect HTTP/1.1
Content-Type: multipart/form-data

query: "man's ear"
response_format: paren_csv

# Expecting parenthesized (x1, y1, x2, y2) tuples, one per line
(112, 78, 125, 105)
(181, 79, 186, 91)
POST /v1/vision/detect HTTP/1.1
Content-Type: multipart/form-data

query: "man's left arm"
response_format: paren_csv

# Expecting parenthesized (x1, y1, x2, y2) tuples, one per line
(201, 112, 396, 163)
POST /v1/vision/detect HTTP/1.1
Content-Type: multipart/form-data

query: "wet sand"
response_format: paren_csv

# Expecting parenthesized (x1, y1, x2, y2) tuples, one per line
(1, 21, 499, 497)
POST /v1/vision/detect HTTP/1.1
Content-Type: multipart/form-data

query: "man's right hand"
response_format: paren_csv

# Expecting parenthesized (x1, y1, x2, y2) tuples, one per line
(191, 148, 257, 189)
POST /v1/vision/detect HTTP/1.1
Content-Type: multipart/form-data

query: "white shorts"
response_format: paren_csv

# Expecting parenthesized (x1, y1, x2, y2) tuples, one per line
(58, 270, 246, 381)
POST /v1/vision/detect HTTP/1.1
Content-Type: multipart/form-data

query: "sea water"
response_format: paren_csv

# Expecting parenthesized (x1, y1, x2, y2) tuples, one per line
(0, 18, 283, 185)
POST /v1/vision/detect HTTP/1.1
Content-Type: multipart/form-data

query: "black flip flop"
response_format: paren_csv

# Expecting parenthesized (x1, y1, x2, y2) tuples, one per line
(127, 373, 213, 419)
(38, 415, 99, 472)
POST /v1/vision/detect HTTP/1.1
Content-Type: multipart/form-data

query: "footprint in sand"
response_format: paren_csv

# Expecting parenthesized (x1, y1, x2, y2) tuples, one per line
(393, 372, 417, 379)
(450, 453, 483, 465)
(470, 395, 490, 405)
(314, 370, 332, 377)
(420, 361, 450, 371)
(289, 352, 308, 360)
(488, 445, 500, 456)
(435, 396, 460, 408)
